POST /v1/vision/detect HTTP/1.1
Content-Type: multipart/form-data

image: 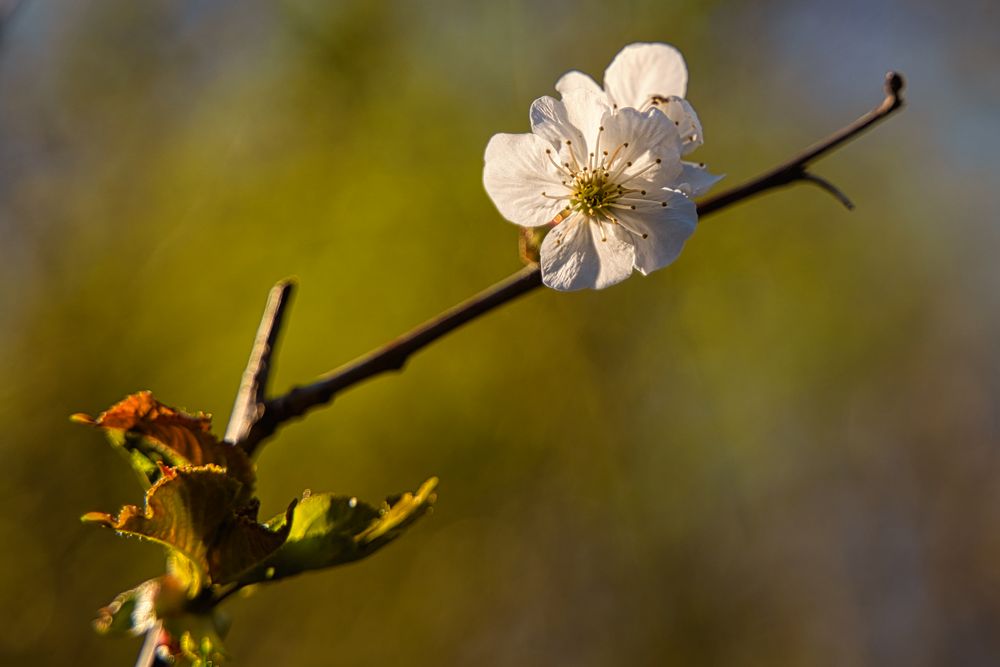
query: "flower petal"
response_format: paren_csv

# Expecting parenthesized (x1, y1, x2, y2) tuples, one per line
(529, 96, 585, 150)
(657, 96, 703, 155)
(614, 189, 697, 276)
(483, 132, 568, 228)
(555, 70, 603, 97)
(678, 161, 724, 198)
(540, 216, 635, 291)
(601, 107, 683, 188)
(563, 88, 613, 156)
(604, 42, 688, 110)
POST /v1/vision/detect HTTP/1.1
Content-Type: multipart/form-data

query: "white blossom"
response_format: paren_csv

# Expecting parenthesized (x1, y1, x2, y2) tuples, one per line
(555, 42, 722, 198)
(483, 43, 719, 291)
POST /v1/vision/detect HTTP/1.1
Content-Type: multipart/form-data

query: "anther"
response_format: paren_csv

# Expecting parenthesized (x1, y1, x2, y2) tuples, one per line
(655, 158, 661, 164)
(661, 202, 668, 207)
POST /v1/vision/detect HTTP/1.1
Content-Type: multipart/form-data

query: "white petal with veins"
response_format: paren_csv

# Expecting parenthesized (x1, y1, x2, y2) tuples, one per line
(615, 189, 698, 275)
(540, 217, 635, 291)
(678, 162, 724, 198)
(658, 96, 704, 155)
(604, 42, 688, 110)
(483, 132, 566, 227)
(555, 70, 603, 98)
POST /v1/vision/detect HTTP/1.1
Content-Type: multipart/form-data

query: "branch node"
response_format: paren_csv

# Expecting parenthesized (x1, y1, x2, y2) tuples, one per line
(800, 172, 855, 210)
(885, 71, 905, 106)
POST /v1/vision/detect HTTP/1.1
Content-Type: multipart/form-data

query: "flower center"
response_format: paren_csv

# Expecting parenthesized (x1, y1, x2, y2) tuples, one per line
(542, 129, 667, 243)
(570, 170, 616, 216)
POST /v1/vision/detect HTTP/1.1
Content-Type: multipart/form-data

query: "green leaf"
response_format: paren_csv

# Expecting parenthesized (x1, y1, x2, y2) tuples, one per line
(241, 477, 437, 584)
(83, 465, 293, 590)
(73, 391, 255, 493)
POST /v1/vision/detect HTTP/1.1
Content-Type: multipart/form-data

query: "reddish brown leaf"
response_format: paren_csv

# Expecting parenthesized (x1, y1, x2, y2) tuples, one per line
(73, 391, 254, 491)
(84, 465, 291, 587)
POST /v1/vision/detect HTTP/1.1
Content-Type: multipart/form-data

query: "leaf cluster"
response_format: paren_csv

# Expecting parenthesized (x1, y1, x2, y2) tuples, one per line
(76, 392, 437, 665)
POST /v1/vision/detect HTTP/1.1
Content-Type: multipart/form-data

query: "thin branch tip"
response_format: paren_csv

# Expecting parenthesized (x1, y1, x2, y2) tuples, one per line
(801, 172, 855, 210)
(885, 71, 905, 101)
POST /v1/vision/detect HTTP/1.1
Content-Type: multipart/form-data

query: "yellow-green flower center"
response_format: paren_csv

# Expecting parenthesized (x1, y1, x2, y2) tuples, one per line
(570, 170, 617, 215)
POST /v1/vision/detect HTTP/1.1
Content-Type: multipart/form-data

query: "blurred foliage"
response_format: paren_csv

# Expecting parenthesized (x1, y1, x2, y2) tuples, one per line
(1, 0, 999, 665)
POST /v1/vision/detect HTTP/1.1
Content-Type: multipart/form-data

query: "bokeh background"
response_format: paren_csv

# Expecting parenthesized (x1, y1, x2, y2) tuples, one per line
(2, 0, 999, 664)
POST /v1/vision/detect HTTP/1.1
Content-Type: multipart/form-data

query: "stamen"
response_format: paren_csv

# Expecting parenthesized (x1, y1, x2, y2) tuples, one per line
(564, 139, 583, 172)
(613, 158, 661, 185)
(613, 216, 649, 240)
(605, 143, 625, 169)
(545, 148, 573, 177)
(592, 126, 604, 171)
(593, 217, 609, 242)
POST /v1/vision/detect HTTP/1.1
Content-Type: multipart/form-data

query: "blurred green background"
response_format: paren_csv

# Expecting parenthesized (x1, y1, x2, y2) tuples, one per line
(2, 0, 999, 664)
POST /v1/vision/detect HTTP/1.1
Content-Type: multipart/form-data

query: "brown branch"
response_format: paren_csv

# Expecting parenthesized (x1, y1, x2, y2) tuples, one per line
(695, 71, 904, 216)
(232, 71, 905, 455)
(240, 265, 542, 454)
(225, 279, 295, 445)
(134, 283, 296, 667)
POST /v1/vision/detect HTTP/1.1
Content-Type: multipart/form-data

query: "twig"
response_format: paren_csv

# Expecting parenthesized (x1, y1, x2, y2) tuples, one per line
(225, 280, 296, 445)
(233, 71, 905, 452)
(134, 622, 162, 667)
(241, 265, 542, 454)
(134, 284, 295, 667)
(695, 71, 904, 216)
